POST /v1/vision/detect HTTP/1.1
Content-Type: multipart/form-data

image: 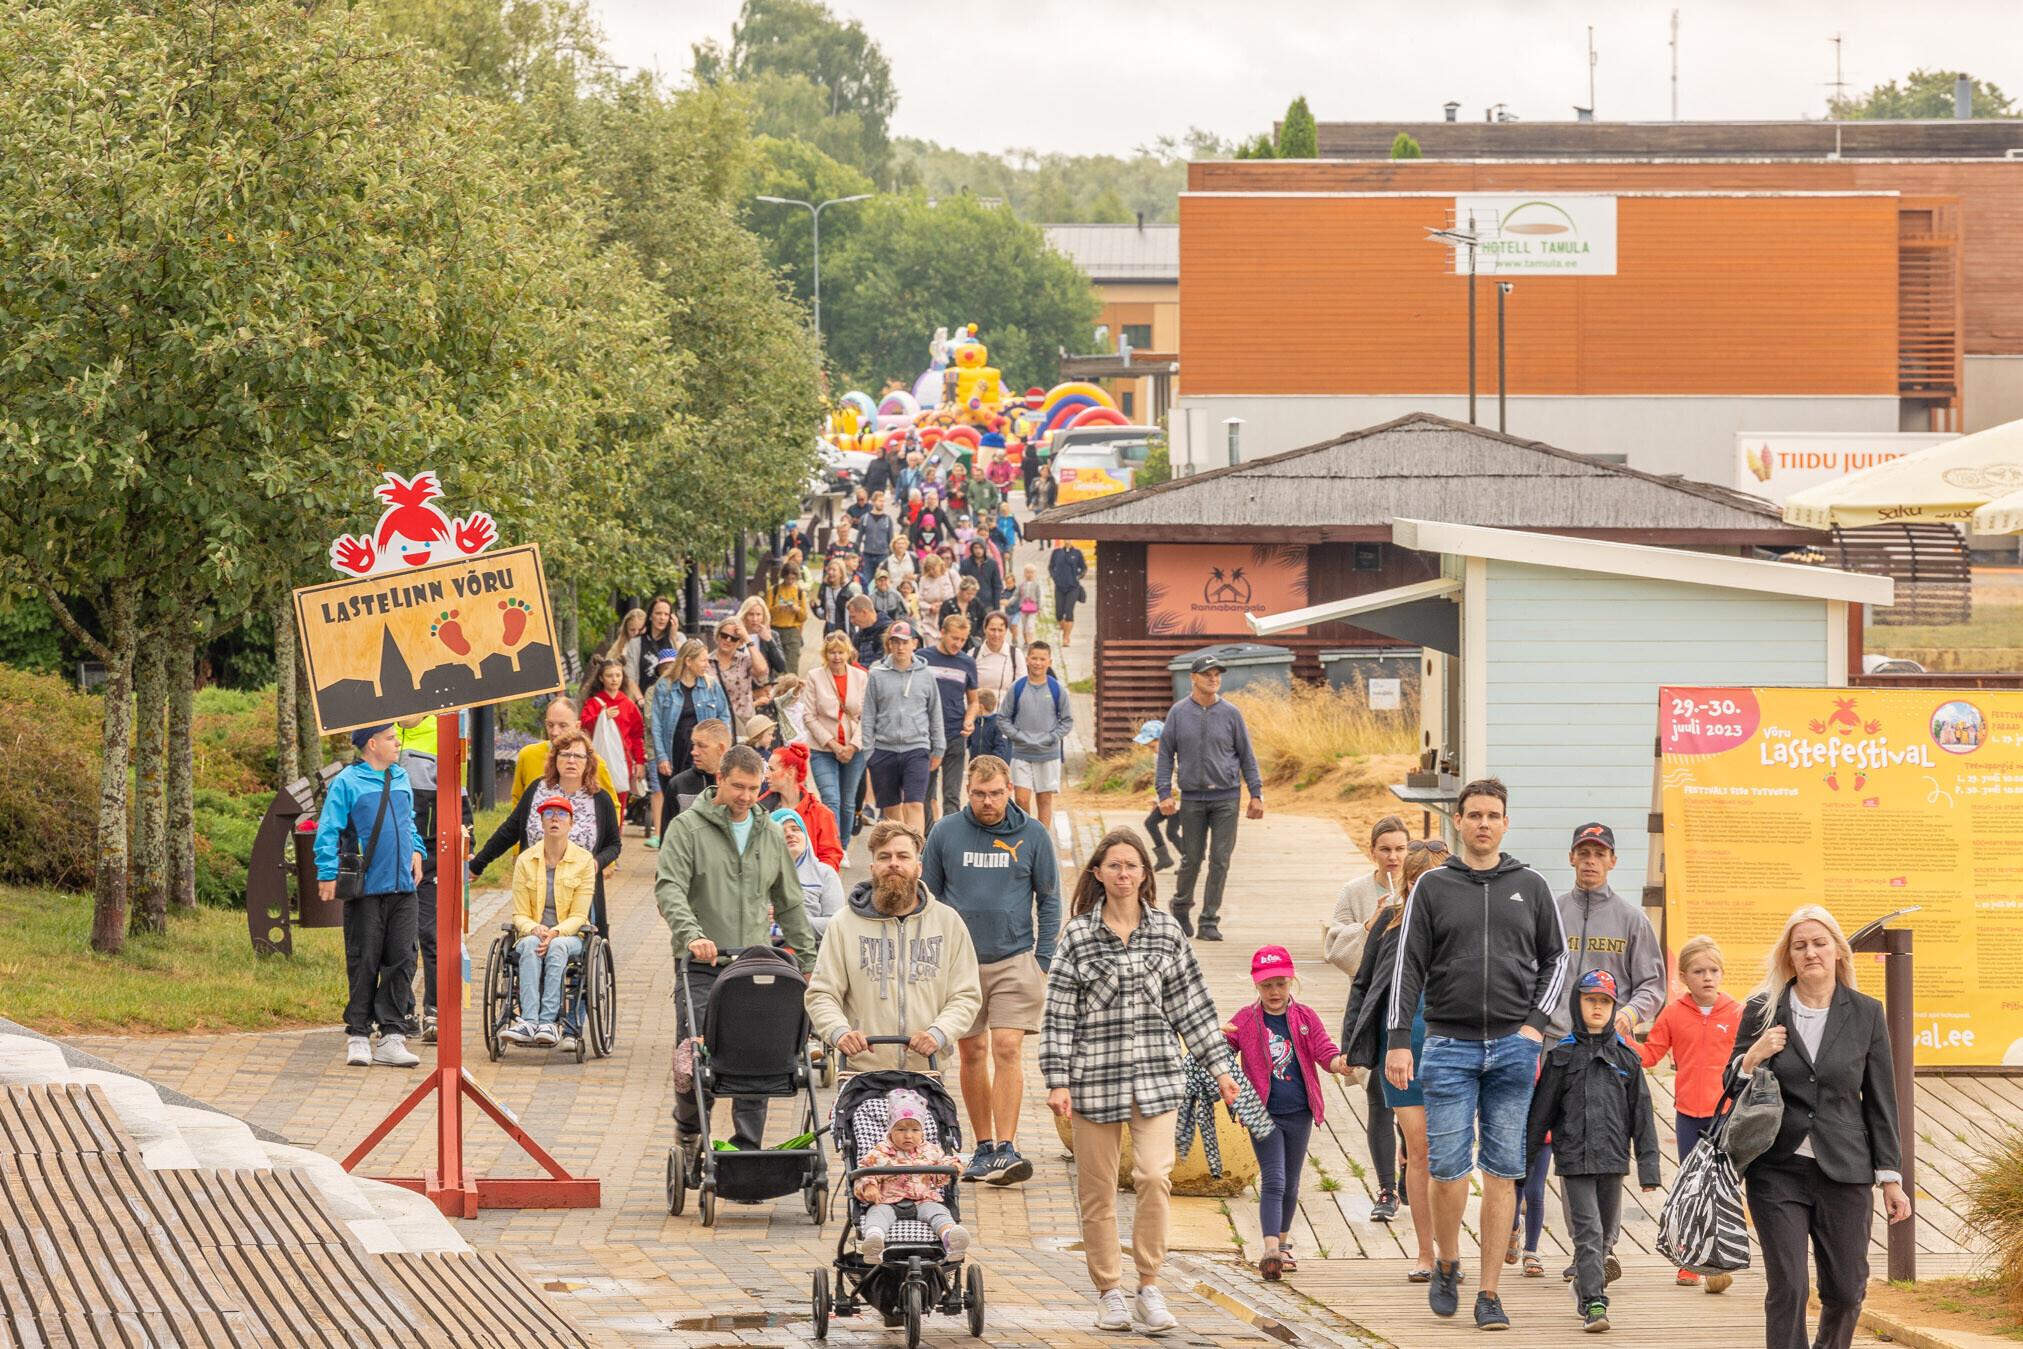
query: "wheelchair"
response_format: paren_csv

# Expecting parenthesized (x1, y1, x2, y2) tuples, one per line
(480, 920, 616, 1063)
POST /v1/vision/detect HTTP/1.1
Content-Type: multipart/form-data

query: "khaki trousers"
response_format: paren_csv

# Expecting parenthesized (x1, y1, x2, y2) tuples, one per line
(1070, 1107, 1177, 1292)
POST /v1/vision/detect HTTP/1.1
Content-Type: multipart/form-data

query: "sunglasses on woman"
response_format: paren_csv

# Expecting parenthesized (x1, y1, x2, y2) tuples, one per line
(1406, 839, 1450, 854)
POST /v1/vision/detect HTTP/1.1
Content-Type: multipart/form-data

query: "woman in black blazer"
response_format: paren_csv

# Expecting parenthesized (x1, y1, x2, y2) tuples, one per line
(1732, 905, 1913, 1349)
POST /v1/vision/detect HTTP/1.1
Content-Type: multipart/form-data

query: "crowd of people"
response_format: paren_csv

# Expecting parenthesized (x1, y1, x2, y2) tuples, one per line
(308, 455, 1908, 1348)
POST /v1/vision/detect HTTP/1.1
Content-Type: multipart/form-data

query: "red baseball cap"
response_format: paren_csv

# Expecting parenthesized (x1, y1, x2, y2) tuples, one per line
(1250, 945, 1296, 983)
(536, 798, 575, 818)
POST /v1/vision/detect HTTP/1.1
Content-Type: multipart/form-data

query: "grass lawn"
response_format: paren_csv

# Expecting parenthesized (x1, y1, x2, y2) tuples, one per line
(0, 884, 347, 1035)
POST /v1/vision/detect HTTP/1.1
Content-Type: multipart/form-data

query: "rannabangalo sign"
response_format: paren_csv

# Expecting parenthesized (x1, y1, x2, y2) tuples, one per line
(1453, 195, 1617, 276)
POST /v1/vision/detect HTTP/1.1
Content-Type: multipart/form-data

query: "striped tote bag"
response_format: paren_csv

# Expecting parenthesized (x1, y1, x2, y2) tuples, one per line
(1656, 1088, 1753, 1275)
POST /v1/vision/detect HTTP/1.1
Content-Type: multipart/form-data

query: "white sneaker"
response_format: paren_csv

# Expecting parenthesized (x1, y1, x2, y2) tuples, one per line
(1094, 1289, 1131, 1332)
(860, 1230, 886, 1262)
(941, 1224, 971, 1261)
(372, 1034, 420, 1068)
(557, 1035, 579, 1054)
(533, 1023, 560, 1047)
(1132, 1286, 1177, 1336)
(501, 1020, 535, 1045)
(345, 1036, 371, 1068)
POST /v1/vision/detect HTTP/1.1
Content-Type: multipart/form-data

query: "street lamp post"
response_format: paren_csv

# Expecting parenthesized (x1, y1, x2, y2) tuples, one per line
(754, 193, 872, 337)
(1427, 215, 1483, 425)
(1497, 283, 1513, 433)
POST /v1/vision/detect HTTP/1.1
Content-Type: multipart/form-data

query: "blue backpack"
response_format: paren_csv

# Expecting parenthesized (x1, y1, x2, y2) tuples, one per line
(1008, 673, 1063, 720)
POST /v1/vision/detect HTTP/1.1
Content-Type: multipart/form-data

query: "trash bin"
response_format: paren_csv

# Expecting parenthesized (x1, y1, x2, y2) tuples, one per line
(1319, 647, 1420, 710)
(1167, 642, 1296, 701)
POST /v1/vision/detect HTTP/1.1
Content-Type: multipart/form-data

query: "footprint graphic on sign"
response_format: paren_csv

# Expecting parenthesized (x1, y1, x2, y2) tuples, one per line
(499, 597, 533, 648)
(432, 610, 471, 656)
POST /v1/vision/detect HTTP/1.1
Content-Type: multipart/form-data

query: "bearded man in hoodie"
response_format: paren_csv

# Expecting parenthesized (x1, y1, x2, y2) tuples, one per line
(806, 819, 981, 1075)
(921, 754, 1059, 1187)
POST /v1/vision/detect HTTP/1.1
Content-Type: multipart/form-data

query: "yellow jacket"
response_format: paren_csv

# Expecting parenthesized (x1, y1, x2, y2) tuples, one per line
(511, 841, 596, 938)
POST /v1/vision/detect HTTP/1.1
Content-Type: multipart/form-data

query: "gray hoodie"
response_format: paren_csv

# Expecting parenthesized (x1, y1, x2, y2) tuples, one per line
(860, 654, 946, 755)
(803, 879, 982, 1072)
(997, 672, 1072, 763)
(920, 802, 1061, 968)
(1544, 882, 1667, 1040)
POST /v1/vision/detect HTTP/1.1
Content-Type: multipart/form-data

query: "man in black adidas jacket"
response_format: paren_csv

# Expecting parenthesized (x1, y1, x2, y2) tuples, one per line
(1384, 777, 1568, 1332)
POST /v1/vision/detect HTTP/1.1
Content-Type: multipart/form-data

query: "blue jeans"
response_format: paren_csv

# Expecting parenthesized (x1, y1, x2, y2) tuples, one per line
(515, 934, 581, 1024)
(811, 749, 867, 849)
(1419, 1032, 1542, 1182)
(1256, 1110, 1314, 1239)
(1676, 1112, 1714, 1161)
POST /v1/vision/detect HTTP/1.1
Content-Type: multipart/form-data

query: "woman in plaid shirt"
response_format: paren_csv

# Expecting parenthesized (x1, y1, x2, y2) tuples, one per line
(1043, 829, 1239, 1335)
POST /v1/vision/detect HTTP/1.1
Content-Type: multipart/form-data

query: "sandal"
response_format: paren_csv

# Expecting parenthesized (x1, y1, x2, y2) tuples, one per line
(1505, 1229, 1520, 1265)
(1259, 1252, 1283, 1282)
(1279, 1250, 1298, 1273)
(1522, 1253, 1545, 1279)
(1407, 1266, 1433, 1283)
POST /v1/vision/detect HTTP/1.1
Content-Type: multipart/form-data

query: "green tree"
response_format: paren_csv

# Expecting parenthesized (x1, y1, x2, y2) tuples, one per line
(1277, 95, 1318, 158)
(1830, 68, 2017, 119)
(0, 0, 683, 950)
(1391, 132, 1423, 159)
(822, 195, 1100, 392)
(747, 136, 878, 309)
(694, 0, 896, 180)
(1234, 132, 1277, 160)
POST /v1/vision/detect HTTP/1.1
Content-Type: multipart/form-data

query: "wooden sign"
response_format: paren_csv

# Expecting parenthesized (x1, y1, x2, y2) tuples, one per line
(1145, 544, 1309, 636)
(293, 544, 563, 734)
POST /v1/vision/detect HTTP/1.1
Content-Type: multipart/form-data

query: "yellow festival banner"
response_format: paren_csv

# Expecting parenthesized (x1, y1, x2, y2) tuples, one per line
(1660, 685, 2023, 1069)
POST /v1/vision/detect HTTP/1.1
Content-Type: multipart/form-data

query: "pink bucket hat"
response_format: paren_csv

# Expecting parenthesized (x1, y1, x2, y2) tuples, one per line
(1250, 945, 1296, 983)
(886, 1088, 929, 1124)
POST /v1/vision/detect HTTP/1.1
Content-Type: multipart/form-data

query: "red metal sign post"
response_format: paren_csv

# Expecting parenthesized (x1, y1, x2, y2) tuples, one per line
(339, 713, 599, 1215)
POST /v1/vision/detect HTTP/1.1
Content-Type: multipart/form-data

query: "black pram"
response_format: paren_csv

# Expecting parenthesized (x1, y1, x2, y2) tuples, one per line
(813, 1046, 984, 1346)
(664, 946, 827, 1227)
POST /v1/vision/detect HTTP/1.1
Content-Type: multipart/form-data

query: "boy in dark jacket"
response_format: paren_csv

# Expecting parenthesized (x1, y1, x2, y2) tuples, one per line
(966, 688, 1010, 763)
(1524, 969, 1662, 1334)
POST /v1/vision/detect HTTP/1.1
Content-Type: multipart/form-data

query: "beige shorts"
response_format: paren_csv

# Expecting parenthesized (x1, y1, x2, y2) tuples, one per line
(1010, 757, 1062, 794)
(962, 953, 1046, 1039)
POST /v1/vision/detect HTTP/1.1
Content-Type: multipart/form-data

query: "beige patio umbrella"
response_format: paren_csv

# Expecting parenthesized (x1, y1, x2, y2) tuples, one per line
(1782, 418, 2023, 529)
(1971, 487, 2023, 535)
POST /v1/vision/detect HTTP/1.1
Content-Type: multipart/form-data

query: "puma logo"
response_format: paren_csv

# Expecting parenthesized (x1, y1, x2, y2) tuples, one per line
(993, 839, 1025, 862)
(961, 839, 1024, 870)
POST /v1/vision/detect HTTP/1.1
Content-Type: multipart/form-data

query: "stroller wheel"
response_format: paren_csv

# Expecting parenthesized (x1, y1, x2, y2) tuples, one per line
(812, 1270, 831, 1341)
(665, 1147, 686, 1216)
(805, 1182, 829, 1227)
(818, 1045, 837, 1089)
(699, 1183, 718, 1228)
(966, 1264, 985, 1338)
(902, 1280, 924, 1349)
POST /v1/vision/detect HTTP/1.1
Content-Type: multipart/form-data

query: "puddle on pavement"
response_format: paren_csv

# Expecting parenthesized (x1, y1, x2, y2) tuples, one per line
(672, 1312, 810, 1331)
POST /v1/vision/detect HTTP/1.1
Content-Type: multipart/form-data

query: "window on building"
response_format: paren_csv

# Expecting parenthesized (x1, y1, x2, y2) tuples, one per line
(1120, 391, 1135, 417)
(1353, 543, 1383, 572)
(1121, 324, 1152, 351)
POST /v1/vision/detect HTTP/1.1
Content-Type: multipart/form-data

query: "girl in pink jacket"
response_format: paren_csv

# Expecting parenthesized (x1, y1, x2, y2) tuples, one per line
(854, 1089, 971, 1261)
(1222, 946, 1349, 1282)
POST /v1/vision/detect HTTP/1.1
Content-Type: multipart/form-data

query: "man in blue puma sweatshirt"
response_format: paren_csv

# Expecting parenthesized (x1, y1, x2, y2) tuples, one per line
(921, 753, 1059, 1189)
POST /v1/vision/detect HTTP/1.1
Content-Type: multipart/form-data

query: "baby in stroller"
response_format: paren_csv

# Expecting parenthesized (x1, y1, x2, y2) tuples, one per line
(854, 1088, 970, 1262)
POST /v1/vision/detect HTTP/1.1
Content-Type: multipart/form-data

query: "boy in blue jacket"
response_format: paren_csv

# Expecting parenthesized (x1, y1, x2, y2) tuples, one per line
(966, 688, 1010, 762)
(315, 723, 428, 1070)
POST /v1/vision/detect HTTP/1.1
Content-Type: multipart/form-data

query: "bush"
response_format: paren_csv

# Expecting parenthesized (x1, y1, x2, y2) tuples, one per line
(0, 666, 102, 890)
(191, 788, 264, 908)
(194, 685, 278, 794)
(1968, 1128, 2023, 1313)
(1137, 438, 1172, 489)
(1230, 680, 1418, 788)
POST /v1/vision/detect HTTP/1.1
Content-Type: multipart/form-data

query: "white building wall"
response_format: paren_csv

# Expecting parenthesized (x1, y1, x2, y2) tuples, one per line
(1965, 356, 2023, 433)
(1477, 560, 1831, 899)
(1172, 394, 1899, 485)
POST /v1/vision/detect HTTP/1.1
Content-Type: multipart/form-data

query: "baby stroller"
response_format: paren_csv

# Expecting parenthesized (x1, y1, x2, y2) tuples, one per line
(664, 947, 828, 1228)
(814, 1045, 984, 1346)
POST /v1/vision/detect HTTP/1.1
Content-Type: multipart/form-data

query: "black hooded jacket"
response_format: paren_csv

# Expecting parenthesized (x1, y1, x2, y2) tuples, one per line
(1386, 852, 1568, 1048)
(1524, 989, 1663, 1185)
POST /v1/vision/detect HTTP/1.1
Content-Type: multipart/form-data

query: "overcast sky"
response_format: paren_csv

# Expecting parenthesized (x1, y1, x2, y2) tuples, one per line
(587, 0, 2023, 157)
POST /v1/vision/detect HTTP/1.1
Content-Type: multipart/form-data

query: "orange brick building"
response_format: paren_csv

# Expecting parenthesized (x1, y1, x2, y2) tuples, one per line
(1170, 151, 2013, 485)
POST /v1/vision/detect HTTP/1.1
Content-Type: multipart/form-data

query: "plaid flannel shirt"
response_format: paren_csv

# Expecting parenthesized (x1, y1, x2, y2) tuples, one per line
(1040, 905, 1234, 1124)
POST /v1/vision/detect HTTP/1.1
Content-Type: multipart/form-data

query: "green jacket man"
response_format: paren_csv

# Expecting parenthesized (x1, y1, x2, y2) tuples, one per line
(654, 754, 818, 974)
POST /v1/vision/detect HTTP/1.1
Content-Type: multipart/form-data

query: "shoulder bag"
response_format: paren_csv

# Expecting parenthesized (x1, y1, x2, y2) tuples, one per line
(1721, 992, 1789, 1173)
(333, 768, 395, 901)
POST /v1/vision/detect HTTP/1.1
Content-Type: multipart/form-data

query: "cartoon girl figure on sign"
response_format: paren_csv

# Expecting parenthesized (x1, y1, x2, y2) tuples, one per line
(329, 470, 497, 577)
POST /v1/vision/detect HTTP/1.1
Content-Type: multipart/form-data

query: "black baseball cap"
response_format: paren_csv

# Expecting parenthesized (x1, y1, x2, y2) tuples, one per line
(1189, 655, 1227, 675)
(1570, 822, 1616, 852)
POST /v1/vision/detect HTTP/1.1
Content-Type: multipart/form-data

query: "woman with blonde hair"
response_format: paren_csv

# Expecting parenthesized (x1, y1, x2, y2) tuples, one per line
(1733, 904, 1911, 1349)
(918, 552, 956, 628)
(800, 631, 869, 851)
(1340, 838, 1449, 1280)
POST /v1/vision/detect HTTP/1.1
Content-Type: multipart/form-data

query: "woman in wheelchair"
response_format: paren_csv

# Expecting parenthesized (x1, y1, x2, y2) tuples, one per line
(505, 798, 595, 1048)
(853, 1089, 970, 1262)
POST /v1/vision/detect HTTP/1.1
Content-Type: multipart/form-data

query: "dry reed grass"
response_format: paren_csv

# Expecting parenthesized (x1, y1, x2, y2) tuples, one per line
(1967, 1129, 2023, 1315)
